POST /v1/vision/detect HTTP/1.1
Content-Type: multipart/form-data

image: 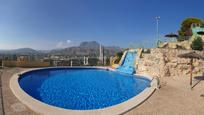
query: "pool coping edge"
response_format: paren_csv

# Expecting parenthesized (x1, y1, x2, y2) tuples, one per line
(10, 67, 157, 115)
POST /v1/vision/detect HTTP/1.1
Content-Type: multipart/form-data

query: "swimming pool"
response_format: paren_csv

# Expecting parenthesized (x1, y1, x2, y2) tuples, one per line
(10, 67, 156, 115)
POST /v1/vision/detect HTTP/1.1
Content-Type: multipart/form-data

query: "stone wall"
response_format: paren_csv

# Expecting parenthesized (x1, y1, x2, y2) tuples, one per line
(137, 48, 204, 78)
(158, 41, 192, 50)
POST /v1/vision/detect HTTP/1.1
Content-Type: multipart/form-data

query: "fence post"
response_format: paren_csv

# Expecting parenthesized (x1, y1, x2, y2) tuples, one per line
(71, 60, 73, 67)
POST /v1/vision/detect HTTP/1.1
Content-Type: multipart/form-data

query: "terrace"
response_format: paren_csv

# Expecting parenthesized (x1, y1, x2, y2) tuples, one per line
(0, 67, 204, 115)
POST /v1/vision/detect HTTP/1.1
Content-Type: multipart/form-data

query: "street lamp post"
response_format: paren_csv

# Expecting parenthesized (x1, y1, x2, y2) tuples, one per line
(155, 16, 160, 46)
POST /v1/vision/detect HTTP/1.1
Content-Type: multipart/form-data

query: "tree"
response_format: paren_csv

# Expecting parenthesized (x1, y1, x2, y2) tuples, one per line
(178, 18, 204, 40)
(114, 51, 123, 64)
(106, 57, 110, 66)
(191, 37, 203, 51)
(177, 36, 185, 42)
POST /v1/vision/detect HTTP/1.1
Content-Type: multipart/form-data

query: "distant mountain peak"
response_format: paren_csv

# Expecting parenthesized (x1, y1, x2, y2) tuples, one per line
(50, 41, 123, 56)
(79, 41, 100, 48)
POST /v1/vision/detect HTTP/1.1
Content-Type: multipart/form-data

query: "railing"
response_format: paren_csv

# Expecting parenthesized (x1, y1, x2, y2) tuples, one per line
(1, 55, 111, 68)
(46, 56, 110, 67)
(157, 36, 193, 48)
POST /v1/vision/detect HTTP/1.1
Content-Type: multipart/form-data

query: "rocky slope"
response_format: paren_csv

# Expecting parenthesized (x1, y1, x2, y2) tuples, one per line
(137, 48, 204, 78)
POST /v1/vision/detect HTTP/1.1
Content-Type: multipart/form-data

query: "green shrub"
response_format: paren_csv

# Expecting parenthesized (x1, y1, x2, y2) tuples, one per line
(177, 36, 185, 42)
(191, 37, 203, 51)
(106, 57, 110, 66)
(114, 51, 123, 64)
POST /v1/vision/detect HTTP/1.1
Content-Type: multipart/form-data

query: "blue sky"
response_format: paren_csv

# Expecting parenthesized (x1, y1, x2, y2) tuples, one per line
(0, 0, 204, 50)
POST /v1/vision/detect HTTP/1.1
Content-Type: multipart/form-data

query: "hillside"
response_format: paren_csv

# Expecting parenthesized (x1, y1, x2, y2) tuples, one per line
(0, 41, 123, 56)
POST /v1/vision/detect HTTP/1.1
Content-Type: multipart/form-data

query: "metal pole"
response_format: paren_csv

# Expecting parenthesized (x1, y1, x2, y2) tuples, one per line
(83, 56, 86, 65)
(86, 57, 89, 65)
(156, 16, 160, 46)
(103, 46, 105, 65)
(190, 59, 193, 87)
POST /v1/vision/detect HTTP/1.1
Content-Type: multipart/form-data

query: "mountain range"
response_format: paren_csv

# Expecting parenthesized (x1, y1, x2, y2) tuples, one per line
(0, 48, 39, 54)
(0, 41, 123, 56)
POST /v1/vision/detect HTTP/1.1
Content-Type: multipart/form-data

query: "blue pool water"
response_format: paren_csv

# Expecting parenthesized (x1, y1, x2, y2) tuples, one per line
(117, 51, 137, 74)
(19, 68, 150, 110)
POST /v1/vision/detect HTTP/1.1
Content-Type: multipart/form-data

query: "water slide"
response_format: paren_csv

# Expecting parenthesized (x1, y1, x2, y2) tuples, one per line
(116, 50, 137, 74)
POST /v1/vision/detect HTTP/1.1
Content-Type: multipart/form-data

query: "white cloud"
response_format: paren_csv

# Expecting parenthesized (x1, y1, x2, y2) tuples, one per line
(56, 40, 75, 48)
(67, 40, 71, 43)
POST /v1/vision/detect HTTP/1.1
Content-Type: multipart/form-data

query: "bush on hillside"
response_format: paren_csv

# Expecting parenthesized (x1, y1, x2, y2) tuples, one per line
(114, 51, 123, 64)
(191, 37, 203, 51)
(106, 57, 110, 66)
(177, 36, 185, 42)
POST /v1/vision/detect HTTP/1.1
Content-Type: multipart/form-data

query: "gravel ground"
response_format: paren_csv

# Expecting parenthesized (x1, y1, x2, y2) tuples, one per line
(124, 77, 204, 115)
